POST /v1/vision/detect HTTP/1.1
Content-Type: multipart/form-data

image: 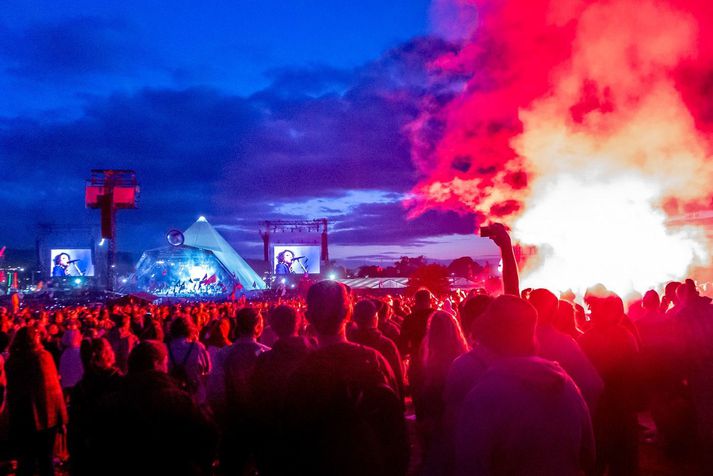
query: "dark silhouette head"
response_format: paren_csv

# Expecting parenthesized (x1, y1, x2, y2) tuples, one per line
(169, 316, 195, 340)
(460, 294, 494, 340)
(128, 340, 168, 374)
(642, 290, 660, 310)
(80, 337, 116, 371)
(9, 326, 42, 355)
(268, 305, 299, 339)
(473, 295, 537, 357)
(306, 280, 352, 336)
(414, 289, 433, 311)
(554, 300, 580, 337)
(528, 288, 559, 326)
(353, 300, 378, 330)
(235, 307, 263, 339)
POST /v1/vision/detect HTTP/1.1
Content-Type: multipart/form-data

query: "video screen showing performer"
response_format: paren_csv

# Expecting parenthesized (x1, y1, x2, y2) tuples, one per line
(273, 245, 321, 274)
(50, 249, 94, 277)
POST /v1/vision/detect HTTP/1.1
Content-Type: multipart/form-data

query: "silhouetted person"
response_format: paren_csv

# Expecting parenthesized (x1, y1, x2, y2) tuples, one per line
(167, 316, 211, 404)
(456, 295, 594, 476)
(528, 288, 603, 414)
(252, 305, 314, 475)
(208, 307, 269, 475)
(554, 299, 583, 339)
(95, 340, 217, 476)
(5, 326, 68, 476)
(282, 280, 409, 476)
(399, 289, 435, 358)
(579, 292, 640, 476)
(348, 299, 404, 399)
(411, 310, 468, 474)
(106, 314, 138, 374)
(68, 338, 123, 476)
(458, 294, 493, 342)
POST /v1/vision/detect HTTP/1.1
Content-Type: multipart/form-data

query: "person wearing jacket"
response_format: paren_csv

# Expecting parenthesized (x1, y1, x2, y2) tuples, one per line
(5, 326, 68, 476)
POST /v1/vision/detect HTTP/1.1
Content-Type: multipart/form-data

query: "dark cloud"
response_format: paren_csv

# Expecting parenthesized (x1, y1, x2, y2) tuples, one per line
(331, 202, 475, 245)
(0, 16, 144, 79)
(0, 36, 470, 257)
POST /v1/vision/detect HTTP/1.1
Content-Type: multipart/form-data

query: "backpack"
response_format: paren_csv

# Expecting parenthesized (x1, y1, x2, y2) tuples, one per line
(168, 342, 197, 394)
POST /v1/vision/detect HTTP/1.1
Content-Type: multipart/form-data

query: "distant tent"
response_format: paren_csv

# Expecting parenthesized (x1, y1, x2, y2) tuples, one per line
(183, 217, 266, 290)
(126, 217, 266, 296)
(337, 278, 408, 289)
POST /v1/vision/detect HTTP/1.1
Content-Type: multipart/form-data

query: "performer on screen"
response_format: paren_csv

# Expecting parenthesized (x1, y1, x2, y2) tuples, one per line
(275, 249, 295, 275)
(52, 252, 84, 277)
(52, 252, 71, 277)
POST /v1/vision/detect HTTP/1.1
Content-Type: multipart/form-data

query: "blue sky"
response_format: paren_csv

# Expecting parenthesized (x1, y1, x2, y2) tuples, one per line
(0, 0, 497, 264)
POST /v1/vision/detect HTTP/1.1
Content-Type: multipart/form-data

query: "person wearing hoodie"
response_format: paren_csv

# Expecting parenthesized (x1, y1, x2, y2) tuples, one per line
(455, 295, 594, 476)
(528, 288, 604, 415)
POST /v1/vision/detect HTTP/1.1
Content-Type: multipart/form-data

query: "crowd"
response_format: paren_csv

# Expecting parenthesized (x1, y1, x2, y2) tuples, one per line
(0, 223, 712, 475)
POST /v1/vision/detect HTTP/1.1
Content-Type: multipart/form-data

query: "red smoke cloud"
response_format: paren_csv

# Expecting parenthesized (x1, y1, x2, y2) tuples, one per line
(410, 0, 713, 294)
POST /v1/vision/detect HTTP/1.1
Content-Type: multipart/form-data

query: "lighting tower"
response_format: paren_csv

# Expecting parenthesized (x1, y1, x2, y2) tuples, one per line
(85, 170, 139, 290)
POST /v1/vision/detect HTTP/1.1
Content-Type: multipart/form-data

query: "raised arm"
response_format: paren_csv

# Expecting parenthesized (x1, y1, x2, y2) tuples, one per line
(484, 223, 520, 297)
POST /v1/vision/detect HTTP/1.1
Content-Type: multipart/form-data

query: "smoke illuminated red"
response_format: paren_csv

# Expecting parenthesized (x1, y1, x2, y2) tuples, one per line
(409, 0, 713, 295)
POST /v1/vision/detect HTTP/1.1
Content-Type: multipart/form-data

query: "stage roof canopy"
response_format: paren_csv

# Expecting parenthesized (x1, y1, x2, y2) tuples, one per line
(182, 217, 266, 290)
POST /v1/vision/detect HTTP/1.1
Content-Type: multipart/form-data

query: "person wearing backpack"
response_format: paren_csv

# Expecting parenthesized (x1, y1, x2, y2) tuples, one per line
(167, 317, 211, 405)
(280, 280, 409, 476)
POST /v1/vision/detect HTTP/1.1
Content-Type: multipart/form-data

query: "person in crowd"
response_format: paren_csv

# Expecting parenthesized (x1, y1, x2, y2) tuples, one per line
(375, 298, 401, 343)
(458, 294, 493, 342)
(203, 317, 232, 364)
(106, 314, 138, 374)
(68, 338, 123, 476)
(5, 326, 68, 476)
(167, 316, 211, 404)
(208, 307, 269, 475)
(282, 280, 409, 476)
(58, 326, 84, 392)
(251, 304, 314, 476)
(348, 299, 404, 399)
(634, 289, 693, 457)
(411, 310, 468, 473)
(528, 288, 603, 414)
(661, 281, 682, 314)
(94, 340, 217, 476)
(138, 315, 164, 341)
(455, 295, 594, 476)
(554, 299, 583, 338)
(579, 291, 641, 476)
(399, 288, 436, 358)
(669, 279, 713, 468)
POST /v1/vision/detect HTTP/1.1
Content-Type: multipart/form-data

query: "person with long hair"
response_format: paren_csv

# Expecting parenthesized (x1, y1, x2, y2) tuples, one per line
(5, 326, 68, 476)
(410, 310, 468, 470)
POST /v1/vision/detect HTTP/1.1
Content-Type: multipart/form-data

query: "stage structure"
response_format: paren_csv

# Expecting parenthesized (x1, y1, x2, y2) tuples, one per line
(86, 170, 139, 290)
(126, 217, 266, 298)
(259, 219, 328, 281)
